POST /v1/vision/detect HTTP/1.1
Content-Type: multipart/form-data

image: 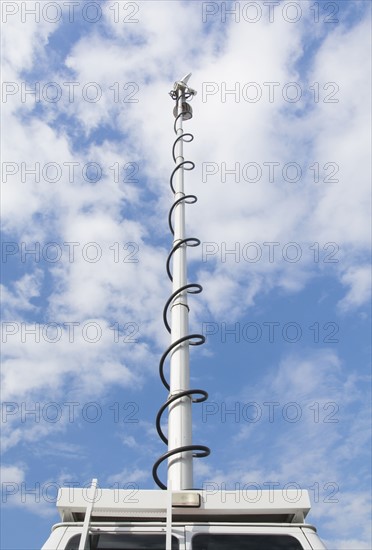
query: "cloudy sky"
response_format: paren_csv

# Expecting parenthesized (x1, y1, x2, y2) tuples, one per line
(1, 1, 371, 549)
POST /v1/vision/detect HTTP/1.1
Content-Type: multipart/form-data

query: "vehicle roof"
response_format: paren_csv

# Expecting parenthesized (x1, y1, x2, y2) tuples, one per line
(57, 489, 311, 524)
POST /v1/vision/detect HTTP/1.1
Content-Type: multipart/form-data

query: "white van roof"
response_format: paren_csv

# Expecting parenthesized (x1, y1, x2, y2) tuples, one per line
(57, 488, 311, 524)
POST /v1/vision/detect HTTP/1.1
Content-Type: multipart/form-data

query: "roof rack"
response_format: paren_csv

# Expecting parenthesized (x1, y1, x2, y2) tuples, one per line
(57, 485, 311, 525)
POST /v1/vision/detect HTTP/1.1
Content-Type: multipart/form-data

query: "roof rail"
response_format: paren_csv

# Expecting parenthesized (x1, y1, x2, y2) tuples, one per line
(78, 479, 98, 550)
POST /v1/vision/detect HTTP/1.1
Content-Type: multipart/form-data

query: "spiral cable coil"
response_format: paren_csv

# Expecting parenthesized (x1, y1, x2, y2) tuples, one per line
(152, 94, 210, 490)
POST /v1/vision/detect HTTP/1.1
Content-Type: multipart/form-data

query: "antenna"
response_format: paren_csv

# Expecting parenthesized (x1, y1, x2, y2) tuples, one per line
(153, 74, 210, 491)
(42, 75, 325, 550)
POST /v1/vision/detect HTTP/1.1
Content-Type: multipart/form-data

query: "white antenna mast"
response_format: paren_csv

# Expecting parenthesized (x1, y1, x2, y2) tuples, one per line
(153, 74, 209, 491)
(41, 75, 327, 550)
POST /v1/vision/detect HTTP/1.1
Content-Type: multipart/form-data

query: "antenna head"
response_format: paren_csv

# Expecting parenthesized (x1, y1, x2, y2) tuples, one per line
(170, 73, 197, 98)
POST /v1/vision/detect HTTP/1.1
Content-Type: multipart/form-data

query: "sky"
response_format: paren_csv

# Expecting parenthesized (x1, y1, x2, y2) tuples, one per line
(0, 0, 371, 549)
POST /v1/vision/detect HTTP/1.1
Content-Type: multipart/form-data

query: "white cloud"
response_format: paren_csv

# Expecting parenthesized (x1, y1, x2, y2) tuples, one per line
(1, 464, 26, 485)
(338, 266, 371, 311)
(1, 270, 44, 316)
(106, 467, 148, 485)
(0, 462, 55, 518)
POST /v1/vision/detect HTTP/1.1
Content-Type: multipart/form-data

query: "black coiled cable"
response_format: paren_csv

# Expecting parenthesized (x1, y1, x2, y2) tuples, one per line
(152, 94, 210, 490)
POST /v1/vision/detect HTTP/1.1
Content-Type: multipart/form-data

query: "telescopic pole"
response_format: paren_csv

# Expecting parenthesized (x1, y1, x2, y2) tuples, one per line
(167, 78, 194, 490)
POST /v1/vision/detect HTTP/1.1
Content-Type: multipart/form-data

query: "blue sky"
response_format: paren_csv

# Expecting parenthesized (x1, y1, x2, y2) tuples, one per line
(1, 1, 371, 549)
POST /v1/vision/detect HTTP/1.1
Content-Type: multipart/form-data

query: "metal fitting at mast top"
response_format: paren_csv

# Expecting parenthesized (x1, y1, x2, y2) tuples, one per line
(169, 72, 197, 99)
(170, 73, 197, 120)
